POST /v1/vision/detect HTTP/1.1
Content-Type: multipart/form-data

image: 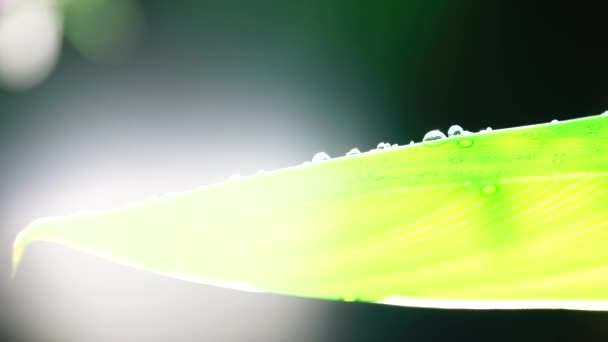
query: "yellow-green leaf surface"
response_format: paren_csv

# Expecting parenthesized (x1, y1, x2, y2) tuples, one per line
(13, 113, 608, 310)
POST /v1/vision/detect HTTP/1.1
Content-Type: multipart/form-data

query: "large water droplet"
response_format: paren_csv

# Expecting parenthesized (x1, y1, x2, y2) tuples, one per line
(481, 184, 498, 196)
(423, 130, 446, 142)
(447, 125, 464, 137)
(346, 148, 361, 156)
(377, 142, 391, 149)
(312, 152, 331, 162)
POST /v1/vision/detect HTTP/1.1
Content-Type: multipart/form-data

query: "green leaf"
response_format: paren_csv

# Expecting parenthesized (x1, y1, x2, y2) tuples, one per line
(13, 112, 608, 310)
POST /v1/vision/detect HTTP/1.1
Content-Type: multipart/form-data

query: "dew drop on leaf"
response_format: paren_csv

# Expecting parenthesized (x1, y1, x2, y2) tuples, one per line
(346, 148, 361, 156)
(423, 130, 446, 142)
(458, 139, 473, 148)
(312, 152, 331, 162)
(447, 125, 464, 137)
(358, 173, 371, 180)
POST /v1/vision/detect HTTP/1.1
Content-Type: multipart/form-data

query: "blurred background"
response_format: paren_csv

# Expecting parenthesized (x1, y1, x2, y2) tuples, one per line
(0, 0, 607, 341)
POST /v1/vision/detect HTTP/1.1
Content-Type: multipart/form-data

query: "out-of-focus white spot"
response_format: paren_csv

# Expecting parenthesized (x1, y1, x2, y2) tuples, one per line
(0, 0, 63, 90)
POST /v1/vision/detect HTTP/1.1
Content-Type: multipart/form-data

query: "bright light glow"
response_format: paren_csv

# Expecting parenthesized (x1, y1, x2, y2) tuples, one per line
(0, 0, 62, 90)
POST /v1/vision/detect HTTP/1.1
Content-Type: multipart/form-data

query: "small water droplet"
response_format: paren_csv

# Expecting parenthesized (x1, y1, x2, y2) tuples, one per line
(597, 149, 606, 154)
(486, 127, 492, 131)
(551, 119, 559, 123)
(377, 142, 391, 149)
(450, 157, 462, 163)
(529, 154, 536, 158)
(359, 173, 371, 180)
(409, 141, 415, 145)
(586, 132, 598, 137)
(481, 184, 498, 196)
(553, 158, 563, 164)
(420, 172, 437, 178)
(447, 125, 464, 137)
(312, 152, 331, 162)
(518, 156, 529, 161)
(346, 148, 361, 156)
(555, 153, 565, 157)
(458, 139, 473, 148)
(589, 124, 600, 130)
(423, 130, 446, 142)
(488, 155, 497, 160)
(470, 170, 482, 176)
(392, 144, 399, 148)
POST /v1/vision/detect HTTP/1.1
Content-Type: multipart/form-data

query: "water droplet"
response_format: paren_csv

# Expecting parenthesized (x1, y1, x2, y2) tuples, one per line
(346, 148, 361, 156)
(312, 152, 331, 162)
(450, 157, 462, 163)
(597, 149, 606, 154)
(551, 119, 559, 123)
(409, 141, 415, 145)
(419, 172, 437, 178)
(488, 155, 497, 160)
(553, 158, 563, 164)
(358, 173, 371, 180)
(589, 124, 600, 130)
(423, 130, 446, 142)
(481, 184, 498, 196)
(586, 132, 598, 137)
(529, 154, 536, 158)
(377, 142, 391, 149)
(469, 170, 482, 176)
(518, 156, 529, 161)
(458, 139, 473, 148)
(486, 127, 492, 132)
(447, 125, 464, 137)
(392, 144, 399, 148)
(555, 153, 565, 157)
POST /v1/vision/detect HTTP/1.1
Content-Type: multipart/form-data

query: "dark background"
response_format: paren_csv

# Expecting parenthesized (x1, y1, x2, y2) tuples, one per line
(1, 1, 607, 341)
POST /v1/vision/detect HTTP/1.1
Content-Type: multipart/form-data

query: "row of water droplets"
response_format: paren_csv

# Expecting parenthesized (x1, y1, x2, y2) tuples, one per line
(310, 124, 479, 163)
